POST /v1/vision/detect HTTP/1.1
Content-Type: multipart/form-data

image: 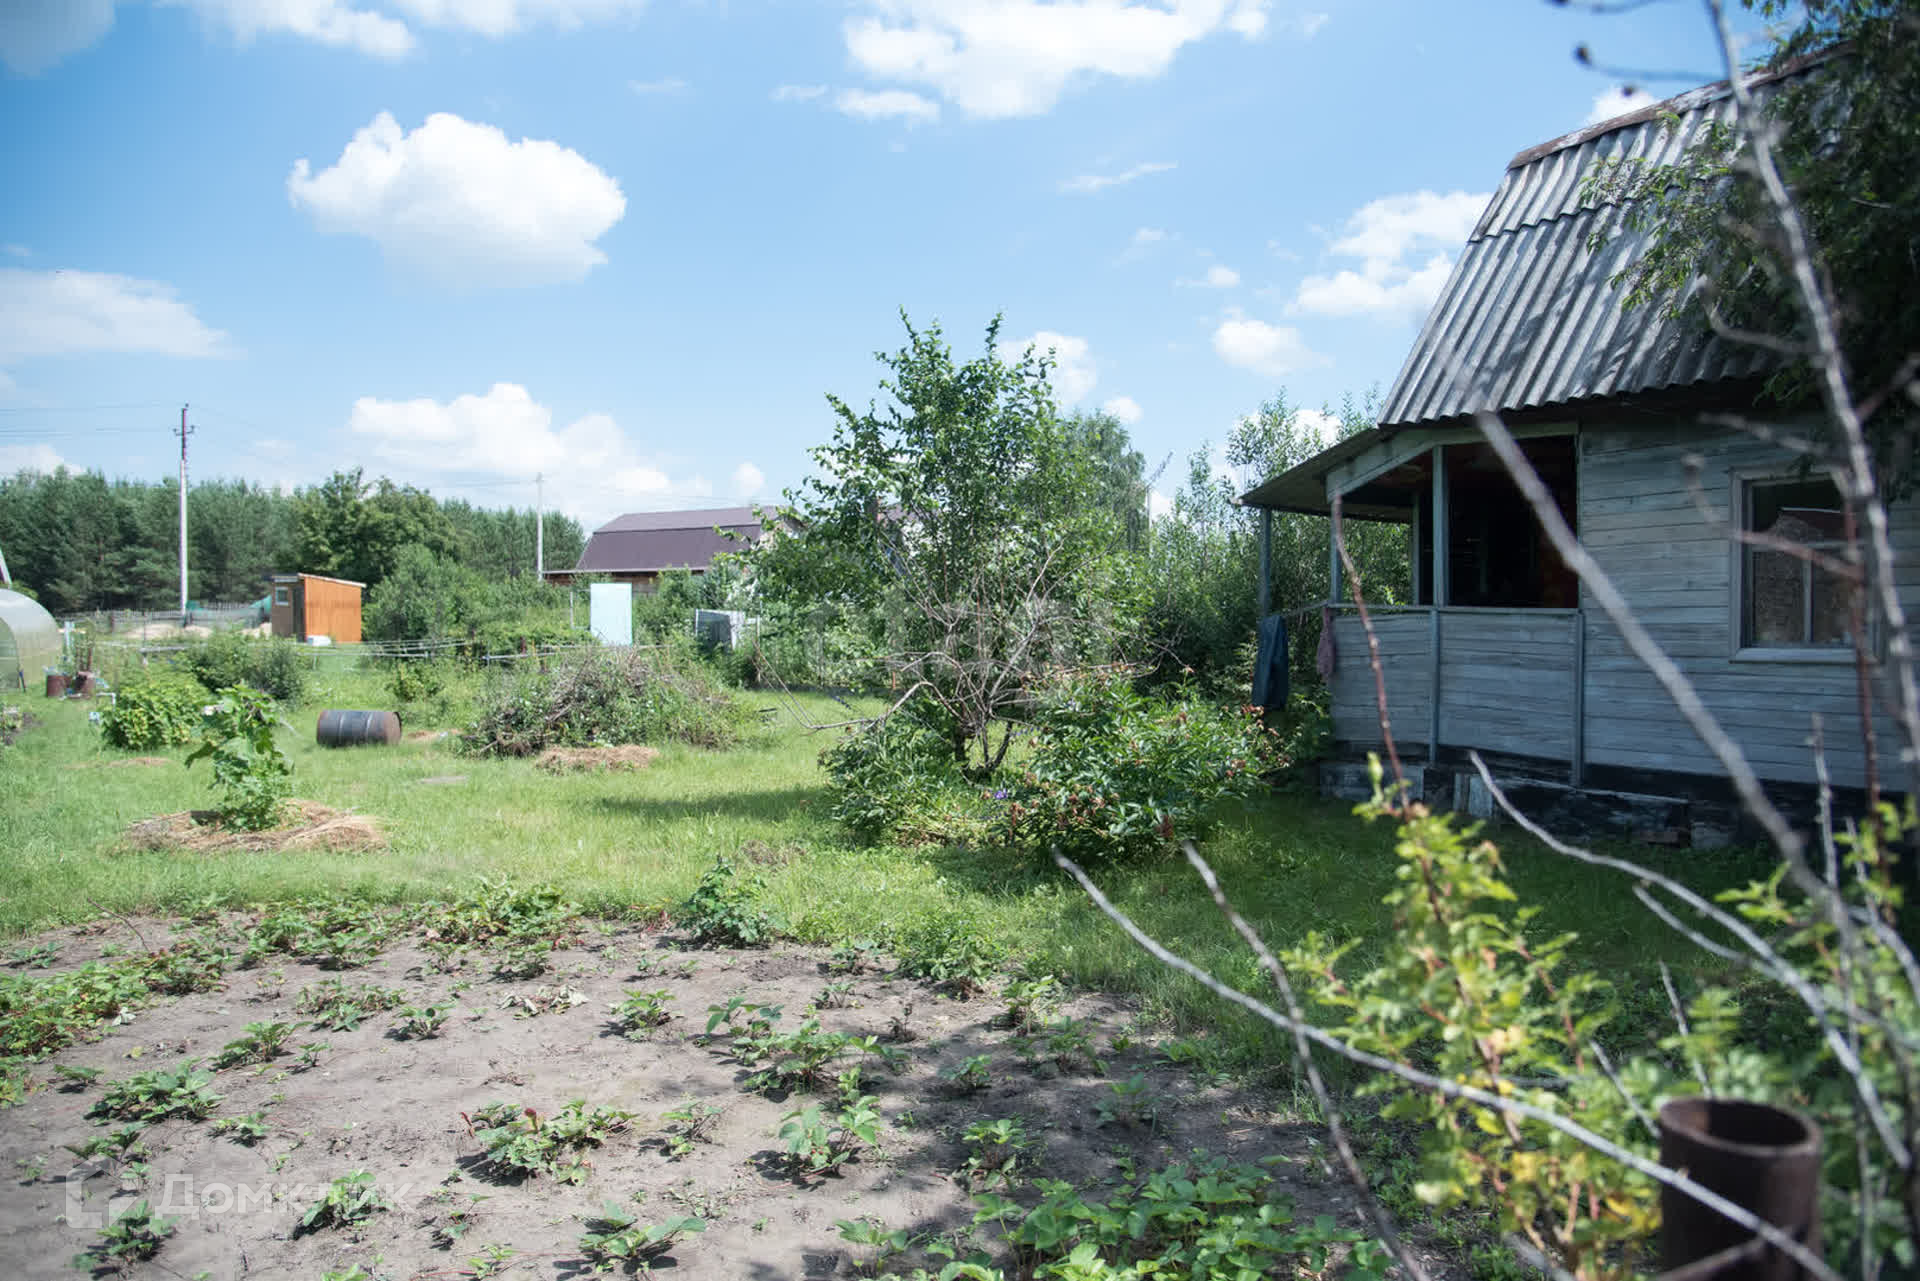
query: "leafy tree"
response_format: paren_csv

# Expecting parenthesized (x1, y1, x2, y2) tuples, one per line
(1063, 410, 1151, 553)
(292, 468, 458, 588)
(1588, 0, 1919, 470)
(754, 313, 1136, 775)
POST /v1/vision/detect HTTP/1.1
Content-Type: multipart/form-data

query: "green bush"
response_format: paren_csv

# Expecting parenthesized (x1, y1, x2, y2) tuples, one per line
(460, 646, 747, 756)
(818, 705, 978, 844)
(186, 684, 292, 830)
(385, 659, 447, 707)
(1004, 670, 1278, 862)
(99, 675, 206, 751)
(676, 855, 781, 947)
(179, 633, 308, 705)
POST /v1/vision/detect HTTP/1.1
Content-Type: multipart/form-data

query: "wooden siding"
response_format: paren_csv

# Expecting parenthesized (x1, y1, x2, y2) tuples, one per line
(1578, 423, 1917, 788)
(1329, 611, 1431, 750)
(1329, 608, 1577, 762)
(299, 576, 362, 644)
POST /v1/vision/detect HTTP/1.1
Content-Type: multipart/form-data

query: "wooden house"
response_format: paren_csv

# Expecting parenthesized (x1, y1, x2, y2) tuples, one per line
(1240, 75, 1909, 844)
(269, 573, 364, 644)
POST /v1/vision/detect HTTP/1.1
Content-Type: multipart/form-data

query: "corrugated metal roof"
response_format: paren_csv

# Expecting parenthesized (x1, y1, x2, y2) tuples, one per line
(571, 509, 762, 574)
(1376, 77, 1781, 429)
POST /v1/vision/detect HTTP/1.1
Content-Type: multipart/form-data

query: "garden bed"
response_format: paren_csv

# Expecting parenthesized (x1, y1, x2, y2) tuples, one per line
(0, 910, 1439, 1280)
(121, 801, 386, 854)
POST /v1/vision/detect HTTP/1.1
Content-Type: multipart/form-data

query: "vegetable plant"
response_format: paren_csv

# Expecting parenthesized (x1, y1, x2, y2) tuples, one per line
(298, 1170, 391, 1234)
(71, 1199, 176, 1268)
(185, 684, 291, 831)
(89, 1061, 221, 1124)
(578, 1203, 705, 1268)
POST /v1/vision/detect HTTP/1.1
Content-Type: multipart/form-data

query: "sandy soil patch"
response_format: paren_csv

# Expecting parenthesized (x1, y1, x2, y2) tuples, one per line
(535, 745, 661, 774)
(121, 800, 387, 853)
(0, 915, 1445, 1281)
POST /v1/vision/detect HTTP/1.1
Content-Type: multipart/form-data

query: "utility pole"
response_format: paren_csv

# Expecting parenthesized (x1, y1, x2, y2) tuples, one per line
(175, 405, 194, 625)
(535, 472, 545, 580)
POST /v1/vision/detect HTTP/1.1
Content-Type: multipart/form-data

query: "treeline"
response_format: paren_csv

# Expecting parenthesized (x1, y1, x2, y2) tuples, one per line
(0, 465, 584, 616)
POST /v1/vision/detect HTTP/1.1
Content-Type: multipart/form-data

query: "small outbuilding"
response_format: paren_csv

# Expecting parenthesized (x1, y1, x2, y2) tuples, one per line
(556, 507, 763, 591)
(0, 588, 60, 690)
(270, 573, 365, 644)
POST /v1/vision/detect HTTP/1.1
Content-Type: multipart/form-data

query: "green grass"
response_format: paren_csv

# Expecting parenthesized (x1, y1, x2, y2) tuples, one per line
(0, 660, 1778, 1067)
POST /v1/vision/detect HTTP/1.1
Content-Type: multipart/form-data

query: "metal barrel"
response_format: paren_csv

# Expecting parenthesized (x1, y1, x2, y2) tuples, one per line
(315, 709, 402, 748)
(45, 672, 67, 698)
(1658, 1098, 1821, 1281)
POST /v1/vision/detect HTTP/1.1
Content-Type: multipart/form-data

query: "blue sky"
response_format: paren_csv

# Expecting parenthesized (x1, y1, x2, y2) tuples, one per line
(0, 0, 1755, 530)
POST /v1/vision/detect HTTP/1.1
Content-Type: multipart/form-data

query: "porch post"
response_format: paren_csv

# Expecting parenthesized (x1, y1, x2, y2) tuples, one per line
(1257, 507, 1272, 619)
(1430, 445, 1448, 607)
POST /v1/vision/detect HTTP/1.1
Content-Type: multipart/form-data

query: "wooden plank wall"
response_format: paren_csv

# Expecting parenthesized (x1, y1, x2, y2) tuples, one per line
(1329, 611, 1431, 751)
(300, 577, 363, 644)
(1580, 422, 1920, 788)
(1436, 610, 1576, 760)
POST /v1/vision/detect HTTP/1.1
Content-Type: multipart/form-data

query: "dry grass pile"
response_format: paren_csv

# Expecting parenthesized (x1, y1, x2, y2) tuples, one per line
(534, 744, 659, 774)
(66, 756, 170, 770)
(121, 799, 386, 853)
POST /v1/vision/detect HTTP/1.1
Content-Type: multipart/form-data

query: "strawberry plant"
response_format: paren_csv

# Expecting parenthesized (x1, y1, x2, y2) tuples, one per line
(213, 1020, 297, 1068)
(466, 1098, 633, 1184)
(956, 1118, 1029, 1193)
(940, 1055, 993, 1095)
(390, 1003, 454, 1040)
(211, 1110, 270, 1145)
(72, 1199, 176, 1268)
(578, 1203, 705, 1268)
(656, 1100, 723, 1158)
(610, 988, 673, 1039)
(294, 980, 405, 1031)
(89, 1061, 221, 1124)
(676, 854, 780, 946)
(776, 1094, 879, 1181)
(297, 1170, 391, 1234)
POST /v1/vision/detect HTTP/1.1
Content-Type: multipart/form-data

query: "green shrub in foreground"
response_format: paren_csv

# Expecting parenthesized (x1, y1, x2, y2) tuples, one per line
(818, 705, 973, 843)
(1004, 670, 1279, 863)
(99, 675, 206, 751)
(187, 684, 292, 830)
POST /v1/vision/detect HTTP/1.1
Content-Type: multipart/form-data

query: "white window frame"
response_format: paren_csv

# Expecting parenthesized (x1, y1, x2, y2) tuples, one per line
(273, 585, 291, 606)
(1728, 466, 1860, 664)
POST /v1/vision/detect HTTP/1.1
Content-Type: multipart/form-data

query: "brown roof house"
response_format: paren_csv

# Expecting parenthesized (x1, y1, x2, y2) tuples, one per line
(1238, 66, 1914, 846)
(557, 507, 763, 591)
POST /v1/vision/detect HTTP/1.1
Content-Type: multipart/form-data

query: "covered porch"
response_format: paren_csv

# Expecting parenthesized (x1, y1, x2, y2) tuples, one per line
(1244, 423, 1590, 784)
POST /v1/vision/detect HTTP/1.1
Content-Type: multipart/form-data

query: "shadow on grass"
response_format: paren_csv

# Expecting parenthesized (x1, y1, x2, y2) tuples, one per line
(586, 786, 827, 825)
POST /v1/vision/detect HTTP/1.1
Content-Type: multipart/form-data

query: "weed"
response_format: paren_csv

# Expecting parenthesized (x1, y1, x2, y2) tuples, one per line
(297, 1170, 391, 1234)
(579, 1202, 705, 1268)
(956, 1118, 1029, 1193)
(941, 1055, 993, 1095)
(211, 1110, 271, 1145)
(466, 1098, 633, 1184)
(212, 1020, 297, 1068)
(677, 855, 781, 947)
(1016, 1017, 1105, 1076)
(7, 942, 58, 969)
(815, 980, 857, 1009)
(72, 1199, 176, 1268)
(466, 1242, 517, 1277)
(656, 1100, 723, 1159)
(610, 988, 674, 1039)
(292, 1041, 330, 1071)
(896, 914, 1009, 997)
(294, 980, 405, 1032)
(429, 1193, 490, 1247)
(89, 1061, 221, 1124)
(390, 1003, 454, 1040)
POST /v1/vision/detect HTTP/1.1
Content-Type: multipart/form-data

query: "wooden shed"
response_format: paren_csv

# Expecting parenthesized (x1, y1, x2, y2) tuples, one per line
(1240, 69, 1908, 843)
(269, 573, 364, 644)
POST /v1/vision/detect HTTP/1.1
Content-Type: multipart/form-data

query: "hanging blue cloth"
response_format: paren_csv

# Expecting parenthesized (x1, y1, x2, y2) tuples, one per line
(1250, 614, 1289, 710)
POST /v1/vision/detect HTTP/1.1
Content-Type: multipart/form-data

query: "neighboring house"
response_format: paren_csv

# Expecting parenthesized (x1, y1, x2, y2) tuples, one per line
(556, 507, 762, 591)
(269, 573, 364, 644)
(1239, 73, 1909, 844)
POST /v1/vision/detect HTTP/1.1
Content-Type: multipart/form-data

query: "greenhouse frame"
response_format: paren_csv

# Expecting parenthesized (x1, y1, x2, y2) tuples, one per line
(0, 589, 60, 692)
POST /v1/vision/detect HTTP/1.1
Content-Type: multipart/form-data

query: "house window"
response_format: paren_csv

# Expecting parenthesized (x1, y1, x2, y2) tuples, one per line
(273, 586, 291, 606)
(1742, 475, 1851, 649)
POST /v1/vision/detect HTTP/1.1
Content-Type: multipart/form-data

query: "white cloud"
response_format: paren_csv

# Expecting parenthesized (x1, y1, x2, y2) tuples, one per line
(1059, 160, 1174, 195)
(2, 0, 653, 72)
(1585, 84, 1654, 126)
(287, 111, 625, 288)
(835, 87, 940, 123)
(772, 83, 828, 102)
(2, 245, 29, 259)
(730, 461, 766, 495)
(0, 442, 72, 474)
(1291, 188, 1487, 320)
(0, 0, 115, 74)
(347, 382, 710, 516)
(1148, 489, 1173, 520)
(1297, 407, 1340, 448)
(1000, 330, 1096, 405)
(843, 0, 1270, 119)
(628, 75, 687, 94)
(1101, 395, 1141, 424)
(1179, 262, 1238, 288)
(0, 268, 229, 363)
(1131, 227, 1165, 246)
(1211, 309, 1323, 378)
(1295, 10, 1328, 37)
